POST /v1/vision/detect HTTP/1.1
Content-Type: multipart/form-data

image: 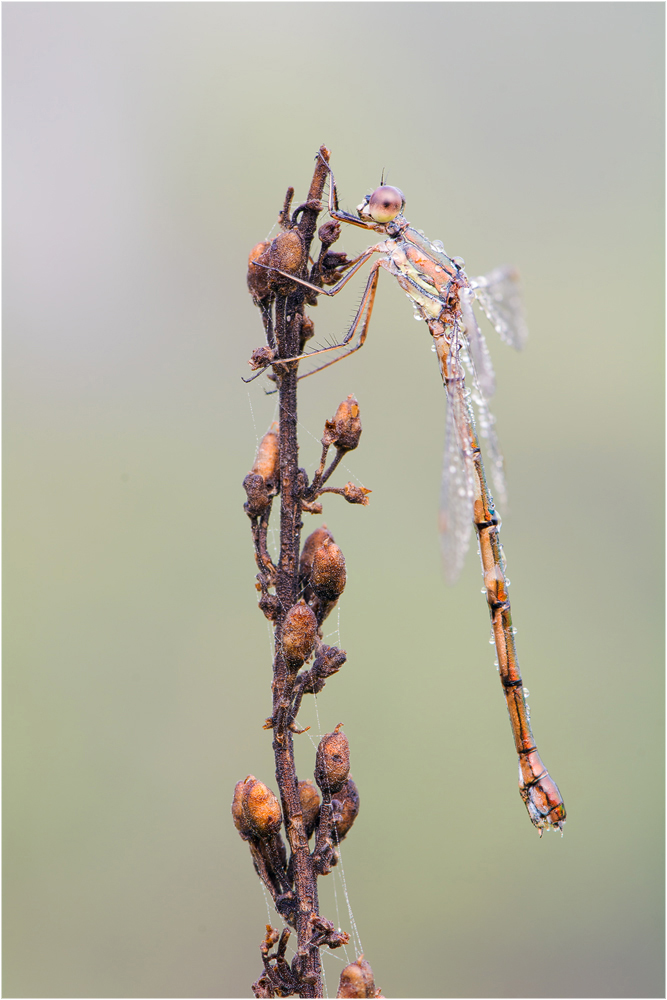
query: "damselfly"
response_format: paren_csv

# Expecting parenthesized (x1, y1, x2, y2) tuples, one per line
(252, 156, 565, 835)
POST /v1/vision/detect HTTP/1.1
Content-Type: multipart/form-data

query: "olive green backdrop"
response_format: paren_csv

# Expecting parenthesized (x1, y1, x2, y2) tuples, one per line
(4, 3, 664, 998)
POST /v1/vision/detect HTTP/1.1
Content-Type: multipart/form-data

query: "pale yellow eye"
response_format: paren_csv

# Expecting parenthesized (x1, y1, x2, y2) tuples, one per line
(367, 185, 404, 223)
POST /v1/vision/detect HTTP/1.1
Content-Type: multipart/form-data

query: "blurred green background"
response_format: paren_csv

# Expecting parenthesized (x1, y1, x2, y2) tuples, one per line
(4, 3, 664, 998)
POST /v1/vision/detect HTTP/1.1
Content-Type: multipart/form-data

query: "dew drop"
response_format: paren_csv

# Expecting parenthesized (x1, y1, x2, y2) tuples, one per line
(432, 240, 445, 252)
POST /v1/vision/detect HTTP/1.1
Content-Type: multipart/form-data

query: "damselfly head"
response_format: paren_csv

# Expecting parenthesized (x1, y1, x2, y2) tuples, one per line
(357, 185, 405, 224)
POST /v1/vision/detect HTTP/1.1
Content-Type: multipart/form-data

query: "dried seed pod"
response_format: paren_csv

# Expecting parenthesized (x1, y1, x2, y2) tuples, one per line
(300, 315, 315, 349)
(248, 345, 276, 372)
(298, 780, 321, 839)
(281, 601, 318, 668)
(307, 645, 347, 692)
(251, 422, 280, 491)
(231, 778, 253, 841)
(248, 229, 306, 300)
(300, 526, 334, 586)
(310, 535, 346, 601)
(318, 220, 341, 249)
(323, 396, 362, 452)
(342, 482, 371, 505)
(243, 473, 271, 518)
(315, 724, 350, 795)
(320, 250, 351, 286)
(247, 240, 272, 301)
(241, 776, 282, 838)
(269, 228, 305, 276)
(336, 956, 377, 998)
(331, 777, 359, 842)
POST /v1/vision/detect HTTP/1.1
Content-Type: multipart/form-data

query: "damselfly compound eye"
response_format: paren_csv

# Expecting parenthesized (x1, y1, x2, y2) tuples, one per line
(367, 185, 404, 223)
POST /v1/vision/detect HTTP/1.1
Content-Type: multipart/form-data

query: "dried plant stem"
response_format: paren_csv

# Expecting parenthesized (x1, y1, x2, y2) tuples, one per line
(237, 148, 381, 999)
(271, 161, 329, 996)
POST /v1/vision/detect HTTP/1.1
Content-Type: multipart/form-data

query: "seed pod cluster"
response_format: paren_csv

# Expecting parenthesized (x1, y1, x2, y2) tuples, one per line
(315, 724, 350, 796)
(323, 395, 362, 453)
(336, 956, 380, 998)
(281, 601, 318, 669)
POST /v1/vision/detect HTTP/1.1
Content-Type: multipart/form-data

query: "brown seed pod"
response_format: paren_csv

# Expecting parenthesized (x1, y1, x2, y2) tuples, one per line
(231, 777, 253, 841)
(315, 724, 350, 795)
(331, 777, 360, 842)
(323, 395, 362, 453)
(241, 776, 282, 838)
(243, 473, 271, 518)
(248, 229, 306, 300)
(310, 535, 346, 601)
(251, 422, 280, 491)
(342, 482, 371, 505)
(300, 526, 334, 587)
(298, 780, 321, 839)
(269, 228, 305, 276)
(336, 955, 377, 998)
(247, 240, 272, 301)
(300, 315, 315, 349)
(281, 601, 318, 668)
(318, 219, 341, 250)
